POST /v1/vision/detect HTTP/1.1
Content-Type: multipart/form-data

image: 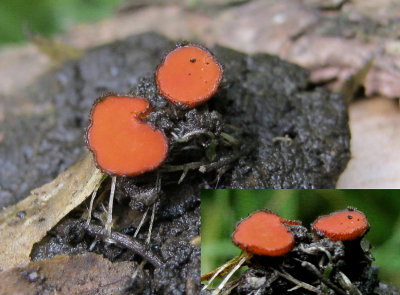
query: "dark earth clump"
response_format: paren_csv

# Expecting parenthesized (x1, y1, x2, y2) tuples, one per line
(0, 33, 350, 208)
(1, 32, 351, 294)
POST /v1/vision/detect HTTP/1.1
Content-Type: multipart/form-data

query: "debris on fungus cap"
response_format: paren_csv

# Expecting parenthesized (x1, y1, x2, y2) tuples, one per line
(86, 95, 169, 177)
(155, 44, 223, 107)
(312, 208, 370, 242)
(280, 219, 302, 226)
(232, 211, 295, 257)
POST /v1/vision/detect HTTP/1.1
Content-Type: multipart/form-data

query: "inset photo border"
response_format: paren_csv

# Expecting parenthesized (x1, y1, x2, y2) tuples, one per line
(201, 189, 400, 294)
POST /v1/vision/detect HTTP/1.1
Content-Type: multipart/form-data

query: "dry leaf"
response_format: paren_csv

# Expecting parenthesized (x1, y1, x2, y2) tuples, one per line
(339, 57, 374, 103)
(337, 98, 400, 188)
(213, 0, 400, 98)
(2, 1, 400, 98)
(0, 253, 135, 295)
(0, 153, 103, 271)
(29, 34, 83, 65)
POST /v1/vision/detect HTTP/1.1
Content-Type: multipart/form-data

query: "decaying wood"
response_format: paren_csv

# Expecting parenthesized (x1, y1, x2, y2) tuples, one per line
(0, 253, 135, 295)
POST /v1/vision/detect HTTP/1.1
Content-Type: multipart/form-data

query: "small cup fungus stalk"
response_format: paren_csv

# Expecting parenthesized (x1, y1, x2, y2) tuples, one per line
(156, 44, 223, 107)
(86, 95, 168, 237)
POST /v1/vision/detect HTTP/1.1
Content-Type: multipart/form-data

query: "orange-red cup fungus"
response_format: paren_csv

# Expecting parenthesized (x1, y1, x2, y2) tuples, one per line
(232, 211, 295, 257)
(86, 95, 168, 177)
(312, 208, 369, 242)
(155, 44, 223, 107)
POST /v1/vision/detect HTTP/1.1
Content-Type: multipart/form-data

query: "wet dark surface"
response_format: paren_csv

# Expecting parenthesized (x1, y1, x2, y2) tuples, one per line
(0, 33, 350, 208)
(0, 34, 175, 207)
(1, 32, 351, 294)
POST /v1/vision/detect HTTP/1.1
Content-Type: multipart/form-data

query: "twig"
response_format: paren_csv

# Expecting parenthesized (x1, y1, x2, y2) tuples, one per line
(298, 244, 333, 267)
(146, 203, 156, 244)
(86, 186, 99, 227)
(221, 282, 240, 295)
(171, 129, 215, 143)
(160, 161, 203, 173)
(300, 261, 346, 295)
(220, 132, 240, 145)
(134, 209, 148, 238)
(178, 166, 190, 184)
(202, 260, 231, 291)
(212, 256, 247, 295)
(105, 176, 116, 238)
(161, 143, 255, 174)
(272, 134, 293, 146)
(276, 267, 327, 295)
(84, 224, 163, 268)
(131, 260, 146, 281)
(299, 245, 332, 263)
(201, 252, 253, 282)
(336, 271, 363, 295)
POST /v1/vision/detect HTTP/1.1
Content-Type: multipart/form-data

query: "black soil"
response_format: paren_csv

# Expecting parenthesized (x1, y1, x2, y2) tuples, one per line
(0, 33, 351, 294)
(0, 33, 350, 208)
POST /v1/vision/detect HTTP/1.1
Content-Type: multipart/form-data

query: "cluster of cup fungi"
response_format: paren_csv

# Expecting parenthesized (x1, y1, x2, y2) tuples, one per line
(202, 208, 375, 295)
(84, 43, 224, 258)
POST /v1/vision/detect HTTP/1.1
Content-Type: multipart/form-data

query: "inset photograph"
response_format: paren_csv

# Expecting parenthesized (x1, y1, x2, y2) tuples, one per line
(201, 190, 400, 295)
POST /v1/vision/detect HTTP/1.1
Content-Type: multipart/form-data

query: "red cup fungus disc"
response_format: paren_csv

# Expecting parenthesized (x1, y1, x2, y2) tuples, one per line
(156, 44, 223, 107)
(86, 95, 168, 177)
(232, 211, 295, 257)
(312, 208, 369, 241)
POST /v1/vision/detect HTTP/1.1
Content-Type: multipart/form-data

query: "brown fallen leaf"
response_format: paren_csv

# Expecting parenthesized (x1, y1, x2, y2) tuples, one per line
(214, 0, 318, 55)
(213, 0, 400, 98)
(2, 1, 400, 98)
(28, 33, 83, 65)
(337, 98, 400, 188)
(342, 0, 400, 24)
(0, 253, 135, 295)
(339, 57, 374, 103)
(0, 153, 104, 271)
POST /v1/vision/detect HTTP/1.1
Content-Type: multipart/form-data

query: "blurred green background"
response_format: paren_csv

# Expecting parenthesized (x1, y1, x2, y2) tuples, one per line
(202, 190, 400, 287)
(0, 0, 240, 47)
(0, 0, 124, 47)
